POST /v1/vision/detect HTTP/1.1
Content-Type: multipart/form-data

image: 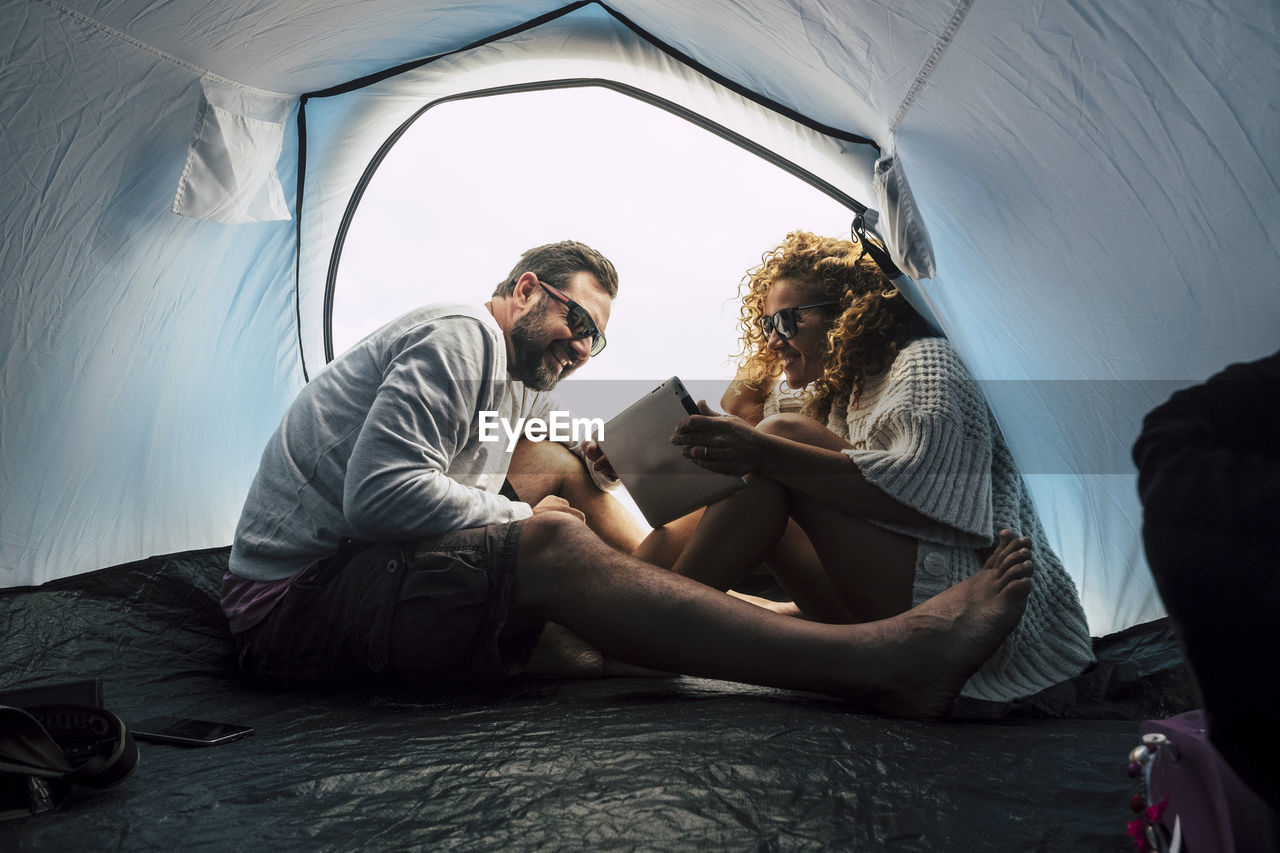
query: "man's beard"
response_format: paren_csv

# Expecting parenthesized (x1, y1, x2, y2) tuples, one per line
(508, 299, 560, 392)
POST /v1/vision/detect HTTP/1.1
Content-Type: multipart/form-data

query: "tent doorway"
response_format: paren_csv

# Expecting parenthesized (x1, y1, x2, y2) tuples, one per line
(329, 85, 856, 413)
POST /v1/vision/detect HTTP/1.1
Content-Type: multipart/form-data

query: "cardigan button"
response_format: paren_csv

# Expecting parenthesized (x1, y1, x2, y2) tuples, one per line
(923, 552, 946, 576)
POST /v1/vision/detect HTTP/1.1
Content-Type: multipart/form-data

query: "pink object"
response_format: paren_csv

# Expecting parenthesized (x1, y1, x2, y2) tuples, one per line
(1137, 710, 1277, 853)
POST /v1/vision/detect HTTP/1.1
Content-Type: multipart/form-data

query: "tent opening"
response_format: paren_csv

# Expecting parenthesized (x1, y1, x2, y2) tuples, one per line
(329, 85, 857, 410)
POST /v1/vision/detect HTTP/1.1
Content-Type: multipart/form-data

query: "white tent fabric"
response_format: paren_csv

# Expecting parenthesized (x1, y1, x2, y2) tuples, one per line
(2, 0, 1277, 639)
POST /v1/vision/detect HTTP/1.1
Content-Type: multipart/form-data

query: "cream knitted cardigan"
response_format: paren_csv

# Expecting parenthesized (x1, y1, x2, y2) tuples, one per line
(766, 336, 1095, 702)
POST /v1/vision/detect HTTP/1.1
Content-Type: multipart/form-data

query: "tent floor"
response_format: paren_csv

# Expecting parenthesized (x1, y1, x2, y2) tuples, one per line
(2, 547, 1197, 851)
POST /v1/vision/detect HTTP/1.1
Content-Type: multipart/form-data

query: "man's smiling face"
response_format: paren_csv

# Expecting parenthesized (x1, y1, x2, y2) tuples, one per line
(508, 271, 611, 391)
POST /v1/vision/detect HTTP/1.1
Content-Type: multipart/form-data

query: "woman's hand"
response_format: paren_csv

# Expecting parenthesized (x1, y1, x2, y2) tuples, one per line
(670, 400, 765, 476)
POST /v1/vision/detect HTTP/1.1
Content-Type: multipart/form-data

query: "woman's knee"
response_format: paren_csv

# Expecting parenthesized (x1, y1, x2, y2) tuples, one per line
(757, 413, 848, 452)
(757, 413, 815, 439)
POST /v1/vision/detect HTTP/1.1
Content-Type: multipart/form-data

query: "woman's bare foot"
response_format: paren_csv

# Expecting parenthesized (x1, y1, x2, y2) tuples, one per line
(851, 529, 1033, 719)
(728, 590, 806, 618)
(525, 622, 607, 678)
(525, 622, 671, 679)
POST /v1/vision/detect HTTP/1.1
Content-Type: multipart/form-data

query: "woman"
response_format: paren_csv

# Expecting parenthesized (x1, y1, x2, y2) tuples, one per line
(666, 230, 1094, 702)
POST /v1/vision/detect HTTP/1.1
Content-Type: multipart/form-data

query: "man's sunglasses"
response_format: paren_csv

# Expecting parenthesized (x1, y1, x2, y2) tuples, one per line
(537, 279, 607, 357)
(759, 302, 840, 340)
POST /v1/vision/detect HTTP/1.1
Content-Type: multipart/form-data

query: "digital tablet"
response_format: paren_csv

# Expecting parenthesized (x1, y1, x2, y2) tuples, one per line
(598, 377, 747, 528)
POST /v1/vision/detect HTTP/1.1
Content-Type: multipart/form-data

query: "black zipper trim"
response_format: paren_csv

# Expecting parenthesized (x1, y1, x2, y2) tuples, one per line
(598, 3, 877, 149)
(295, 101, 310, 382)
(303, 2, 596, 100)
(299, 1, 877, 151)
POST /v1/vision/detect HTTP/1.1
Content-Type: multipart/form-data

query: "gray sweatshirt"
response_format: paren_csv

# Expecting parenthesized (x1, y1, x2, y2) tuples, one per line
(229, 303, 551, 582)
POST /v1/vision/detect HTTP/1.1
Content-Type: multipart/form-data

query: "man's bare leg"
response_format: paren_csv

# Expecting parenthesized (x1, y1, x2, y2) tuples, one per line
(505, 445, 647, 677)
(508, 438, 645, 553)
(513, 515, 1034, 719)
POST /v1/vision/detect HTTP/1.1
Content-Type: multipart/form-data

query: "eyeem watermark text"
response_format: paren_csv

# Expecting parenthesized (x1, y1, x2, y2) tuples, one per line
(478, 411, 604, 451)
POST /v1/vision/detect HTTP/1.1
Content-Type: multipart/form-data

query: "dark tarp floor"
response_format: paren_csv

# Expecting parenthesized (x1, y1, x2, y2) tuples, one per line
(2, 547, 1198, 851)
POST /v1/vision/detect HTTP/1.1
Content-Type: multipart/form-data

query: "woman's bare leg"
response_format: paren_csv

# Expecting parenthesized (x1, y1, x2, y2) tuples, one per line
(668, 474, 791, 590)
(747, 414, 918, 622)
(666, 412, 918, 622)
(659, 480, 912, 623)
(757, 520, 853, 623)
(639, 509, 851, 622)
(512, 515, 1034, 719)
(787, 499, 918, 622)
(632, 508, 702, 568)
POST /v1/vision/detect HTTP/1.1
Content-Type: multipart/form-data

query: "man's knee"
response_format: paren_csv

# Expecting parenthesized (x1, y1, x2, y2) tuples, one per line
(519, 510, 592, 565)
(513, 511, 598, 608)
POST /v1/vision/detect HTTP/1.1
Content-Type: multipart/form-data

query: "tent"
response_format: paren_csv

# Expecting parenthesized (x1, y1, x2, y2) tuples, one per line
(1, 0, 1276, 845)
(5, 0, 1280, 625)
(5, 0, 1277, 634)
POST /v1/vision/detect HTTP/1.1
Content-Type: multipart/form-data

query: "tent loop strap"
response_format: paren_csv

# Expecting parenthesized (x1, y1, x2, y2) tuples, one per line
(888, 0, 976, 136)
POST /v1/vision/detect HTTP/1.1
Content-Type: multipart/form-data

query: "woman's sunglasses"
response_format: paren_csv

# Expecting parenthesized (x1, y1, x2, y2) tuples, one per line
(759, 302, 839, 340)
(537, 279, 607, 356)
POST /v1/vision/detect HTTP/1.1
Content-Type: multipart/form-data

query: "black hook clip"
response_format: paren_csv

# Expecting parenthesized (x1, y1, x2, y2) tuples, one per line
(851, 212, 903, 280)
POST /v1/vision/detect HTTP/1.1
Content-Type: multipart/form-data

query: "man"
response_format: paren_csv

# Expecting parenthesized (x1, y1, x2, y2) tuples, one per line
(223, 240, 1034, 719)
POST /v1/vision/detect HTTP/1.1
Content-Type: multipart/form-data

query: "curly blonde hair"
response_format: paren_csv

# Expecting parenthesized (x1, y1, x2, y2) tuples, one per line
(734, 230, 932, 420)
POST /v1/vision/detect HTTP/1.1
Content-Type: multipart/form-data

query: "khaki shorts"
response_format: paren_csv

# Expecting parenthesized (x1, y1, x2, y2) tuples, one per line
(234, 521, 541, 687)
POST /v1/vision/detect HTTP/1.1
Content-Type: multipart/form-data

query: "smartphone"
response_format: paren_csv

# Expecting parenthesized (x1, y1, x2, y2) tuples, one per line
(129, 716, 255, 747)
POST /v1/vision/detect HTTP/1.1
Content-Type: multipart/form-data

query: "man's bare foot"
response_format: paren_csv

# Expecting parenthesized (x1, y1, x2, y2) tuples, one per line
(853, 529, 1033, 720)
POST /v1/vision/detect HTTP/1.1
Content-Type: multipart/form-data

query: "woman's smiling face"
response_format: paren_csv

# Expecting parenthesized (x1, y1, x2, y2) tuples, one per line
(762, 277, 835, 388)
